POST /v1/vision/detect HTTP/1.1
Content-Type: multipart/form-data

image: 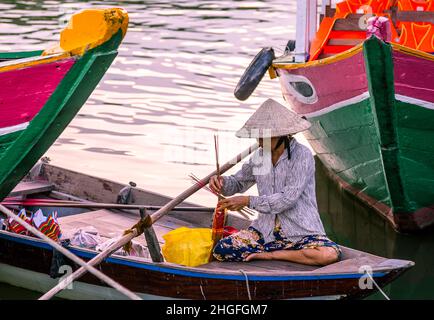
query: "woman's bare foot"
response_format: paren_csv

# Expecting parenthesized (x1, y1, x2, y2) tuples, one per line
(244, 247, 339, 265)
(245, 252, 274, 262)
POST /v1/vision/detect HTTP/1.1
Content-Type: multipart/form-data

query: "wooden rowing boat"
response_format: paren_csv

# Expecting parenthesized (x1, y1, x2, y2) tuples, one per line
(0, 162, 414, 300)
(0, 8, 128, 202)
(236, 0, 434, 232)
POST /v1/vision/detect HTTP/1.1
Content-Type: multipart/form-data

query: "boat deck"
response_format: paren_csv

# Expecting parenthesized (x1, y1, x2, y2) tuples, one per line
(57, 208, 386, 274)
(58, 209, 316, 272)
(59, 209, 197, 244)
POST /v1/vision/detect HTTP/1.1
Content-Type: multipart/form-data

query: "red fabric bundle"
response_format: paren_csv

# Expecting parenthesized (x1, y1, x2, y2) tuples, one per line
(32, 209, 62, 241)
(7, 209, 32, 235)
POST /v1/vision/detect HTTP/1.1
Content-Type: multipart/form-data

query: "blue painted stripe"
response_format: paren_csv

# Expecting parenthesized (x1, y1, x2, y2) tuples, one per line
(0, 232, 387, 281)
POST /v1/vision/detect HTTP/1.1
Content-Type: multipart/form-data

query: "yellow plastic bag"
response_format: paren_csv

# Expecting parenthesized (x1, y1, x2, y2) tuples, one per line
(162, 227, 213, 267)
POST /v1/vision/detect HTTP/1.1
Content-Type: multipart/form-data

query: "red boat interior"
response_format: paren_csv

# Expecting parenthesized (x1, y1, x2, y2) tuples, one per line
(311, 0, 434, 60)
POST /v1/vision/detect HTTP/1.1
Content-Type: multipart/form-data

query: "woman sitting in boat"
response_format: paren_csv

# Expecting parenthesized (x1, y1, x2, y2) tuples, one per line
(209, 98, 341, 266)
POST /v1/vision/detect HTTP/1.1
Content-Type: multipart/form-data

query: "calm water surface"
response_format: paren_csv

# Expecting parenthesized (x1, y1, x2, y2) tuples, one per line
(1, 0, 296, 206)
(0, 0, 433, 300)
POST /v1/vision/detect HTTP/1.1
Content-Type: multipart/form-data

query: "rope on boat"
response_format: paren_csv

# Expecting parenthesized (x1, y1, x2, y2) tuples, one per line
(122, 214, 152, 253)
(199, 284, 206, 300)
(366, 272, 391, 300)
(239, 269, 252, 300)
(0, 204, 142, 300)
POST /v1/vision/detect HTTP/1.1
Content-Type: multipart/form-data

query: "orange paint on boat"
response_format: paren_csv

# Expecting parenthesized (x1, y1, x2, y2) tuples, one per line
(43, 8, 129, 56)
(307, 0, 434, 63)
(0, 8, 129, 75)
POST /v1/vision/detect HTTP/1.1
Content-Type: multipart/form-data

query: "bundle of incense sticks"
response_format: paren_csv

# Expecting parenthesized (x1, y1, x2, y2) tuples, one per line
(210, 134, 227, 247)
(188, 173, 255, 219)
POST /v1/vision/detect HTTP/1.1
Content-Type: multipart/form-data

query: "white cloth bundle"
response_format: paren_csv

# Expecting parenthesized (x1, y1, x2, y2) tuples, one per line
(70, 226, 103, 249)
(96, 236, 148, 258)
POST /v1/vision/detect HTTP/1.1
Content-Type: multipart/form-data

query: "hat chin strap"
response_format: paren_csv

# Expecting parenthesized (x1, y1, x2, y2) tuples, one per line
(274, 136, 292, 160)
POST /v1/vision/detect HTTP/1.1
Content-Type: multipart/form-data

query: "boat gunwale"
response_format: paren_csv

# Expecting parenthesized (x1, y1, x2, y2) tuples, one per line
(0, 50, 43, 60)
(42, 163, 205, 210)
(272, 37, 434, 70)
(0, 52, 74, 73)
(272, 42, 364, 69)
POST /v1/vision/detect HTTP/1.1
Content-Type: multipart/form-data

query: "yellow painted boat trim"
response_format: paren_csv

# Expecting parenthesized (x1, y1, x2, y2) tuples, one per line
(391, 42, 434, 62)
(0, 53, 72, 73)
(0, 8, 128, 74)
(272, 43, 363, 70)
(272, 39, 434, 71)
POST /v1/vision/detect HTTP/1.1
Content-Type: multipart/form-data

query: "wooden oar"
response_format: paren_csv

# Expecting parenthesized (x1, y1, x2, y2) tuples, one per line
(1, 200, 215, 212)
(38, 143, 259, 300)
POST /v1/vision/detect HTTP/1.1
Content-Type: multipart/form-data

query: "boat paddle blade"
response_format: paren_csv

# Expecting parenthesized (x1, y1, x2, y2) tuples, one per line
(234, 47, 275, 101)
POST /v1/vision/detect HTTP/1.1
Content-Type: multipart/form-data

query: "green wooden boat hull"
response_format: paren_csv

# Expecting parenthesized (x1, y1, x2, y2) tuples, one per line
(273, 37, 434, 232)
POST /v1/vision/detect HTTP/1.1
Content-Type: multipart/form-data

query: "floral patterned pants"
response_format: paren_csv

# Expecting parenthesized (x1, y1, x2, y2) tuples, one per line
(213, 224, 342, 262)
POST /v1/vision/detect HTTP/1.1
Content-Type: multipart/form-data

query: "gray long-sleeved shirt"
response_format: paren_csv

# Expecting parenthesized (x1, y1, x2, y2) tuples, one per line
(221, 139, 326, 243)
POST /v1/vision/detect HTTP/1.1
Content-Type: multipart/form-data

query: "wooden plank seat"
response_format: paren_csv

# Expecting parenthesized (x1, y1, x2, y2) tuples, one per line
(386, 10, 434, 24)
(333, 14, 367, 31)
(8, 181, 55, 197)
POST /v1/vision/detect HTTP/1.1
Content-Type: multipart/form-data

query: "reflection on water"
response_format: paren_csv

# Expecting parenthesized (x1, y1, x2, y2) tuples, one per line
(1, 0, 433, 300)
(0, 0, 296, 206)
(316, 159, 434, 300)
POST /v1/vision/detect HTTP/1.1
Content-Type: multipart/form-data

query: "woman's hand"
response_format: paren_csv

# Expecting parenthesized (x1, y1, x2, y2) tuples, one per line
(209, 175, 224, 194)
(218, 196, 250, 211)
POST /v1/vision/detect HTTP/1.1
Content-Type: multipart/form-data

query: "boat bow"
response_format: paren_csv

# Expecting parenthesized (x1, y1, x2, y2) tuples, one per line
(0, 8, 129, 201)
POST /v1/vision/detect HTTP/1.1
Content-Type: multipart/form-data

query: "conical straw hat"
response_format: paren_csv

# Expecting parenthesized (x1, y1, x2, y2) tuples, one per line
(235, 98, 311, 138)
